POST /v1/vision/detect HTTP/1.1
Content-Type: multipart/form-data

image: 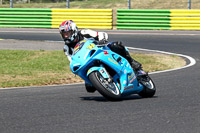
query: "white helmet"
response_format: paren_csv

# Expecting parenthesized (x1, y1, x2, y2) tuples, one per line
(59, 20, 78, 41)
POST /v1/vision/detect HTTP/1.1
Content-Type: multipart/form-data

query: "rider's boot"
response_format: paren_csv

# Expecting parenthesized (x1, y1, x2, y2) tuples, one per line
(125, 51, 147, 76)
(85, 82, 96, 93)
(125, 51, 141, 70)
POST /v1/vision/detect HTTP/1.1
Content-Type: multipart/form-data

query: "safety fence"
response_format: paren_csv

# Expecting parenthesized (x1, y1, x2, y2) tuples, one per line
(117, 9, 200, 30)
(0, 8, 113, 29)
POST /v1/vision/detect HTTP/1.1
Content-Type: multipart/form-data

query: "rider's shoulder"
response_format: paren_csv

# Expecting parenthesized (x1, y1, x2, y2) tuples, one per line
(80, 29, 87, 33)
(80, 29, 95, 34)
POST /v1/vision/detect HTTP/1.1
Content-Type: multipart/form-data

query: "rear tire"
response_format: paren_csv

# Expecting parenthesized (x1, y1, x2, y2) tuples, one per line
(88, 71, 121, 100)
(138, 76, 156, 98)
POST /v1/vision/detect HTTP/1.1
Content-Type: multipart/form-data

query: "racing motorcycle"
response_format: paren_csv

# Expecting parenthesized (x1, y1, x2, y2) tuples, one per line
(70, 38, 156, 100)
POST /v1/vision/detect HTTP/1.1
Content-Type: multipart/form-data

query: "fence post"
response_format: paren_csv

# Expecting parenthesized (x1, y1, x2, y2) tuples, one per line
(67, 0, 70, 8)
(10, 0, 13, 8)
(128, 0, 131, 9)
(188, 0, 191, 9)
(0, 0, 2, 5)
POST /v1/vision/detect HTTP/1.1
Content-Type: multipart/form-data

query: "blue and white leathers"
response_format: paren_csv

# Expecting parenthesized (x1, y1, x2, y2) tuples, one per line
(70, 38, 144, 97)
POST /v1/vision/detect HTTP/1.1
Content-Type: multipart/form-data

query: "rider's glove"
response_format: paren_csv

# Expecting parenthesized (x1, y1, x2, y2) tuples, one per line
(98, 32, 108, 41)
(98, 39, 108, 45)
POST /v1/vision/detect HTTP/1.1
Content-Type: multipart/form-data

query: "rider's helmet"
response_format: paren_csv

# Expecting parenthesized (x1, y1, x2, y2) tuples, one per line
(59, 20, 78, 42)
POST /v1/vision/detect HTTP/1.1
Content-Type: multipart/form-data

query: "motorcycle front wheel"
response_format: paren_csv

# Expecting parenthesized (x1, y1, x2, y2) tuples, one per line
(89, 71, 121, 100)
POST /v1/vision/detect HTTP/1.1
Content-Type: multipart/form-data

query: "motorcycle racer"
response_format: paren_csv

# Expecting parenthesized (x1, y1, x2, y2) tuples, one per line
(59, 20, 142, 72)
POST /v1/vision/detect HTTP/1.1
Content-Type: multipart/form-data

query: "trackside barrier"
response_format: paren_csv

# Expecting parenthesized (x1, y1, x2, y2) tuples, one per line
(170, 10, 200, 30)
(0, 8, 112, 29)
(0, 8, 52, 28)
(51, 9, 112, 29)
(117, 9, 171, 30)
(117, 9, 200, 30)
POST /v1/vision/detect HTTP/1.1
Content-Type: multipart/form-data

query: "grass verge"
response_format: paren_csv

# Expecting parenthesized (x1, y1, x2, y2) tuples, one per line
(0, 49, 185, 88)
(1, 0, 128, 8)
(1, 0, 200, 9)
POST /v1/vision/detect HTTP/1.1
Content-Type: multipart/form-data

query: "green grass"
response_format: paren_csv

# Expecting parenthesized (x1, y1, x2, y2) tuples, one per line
(0, 50, 78, 88)
(0, 49, 186, 88)
(0, 0, 127, 8)
(131, 53, 186, 72)
(0, 0, 200, 9)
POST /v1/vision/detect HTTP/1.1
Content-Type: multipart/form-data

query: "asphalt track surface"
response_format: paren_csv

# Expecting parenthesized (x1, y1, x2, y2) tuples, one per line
(0, 28, 200, 133)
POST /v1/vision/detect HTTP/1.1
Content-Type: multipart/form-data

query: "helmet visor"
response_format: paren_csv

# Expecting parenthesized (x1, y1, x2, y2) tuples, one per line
(62, 30, 72, 40)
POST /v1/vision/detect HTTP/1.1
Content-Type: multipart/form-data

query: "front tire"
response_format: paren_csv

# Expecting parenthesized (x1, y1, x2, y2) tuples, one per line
(88, 71, 121, 100)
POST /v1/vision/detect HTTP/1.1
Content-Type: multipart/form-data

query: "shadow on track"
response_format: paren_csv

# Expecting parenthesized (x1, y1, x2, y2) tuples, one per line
(80, 95, 157, 102)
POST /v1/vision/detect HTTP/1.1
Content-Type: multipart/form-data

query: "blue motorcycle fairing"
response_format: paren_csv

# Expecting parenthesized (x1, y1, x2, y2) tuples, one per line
(87, 66, 109, 79)
(70, 39, 143, 95)
(91, 51, 143, 93)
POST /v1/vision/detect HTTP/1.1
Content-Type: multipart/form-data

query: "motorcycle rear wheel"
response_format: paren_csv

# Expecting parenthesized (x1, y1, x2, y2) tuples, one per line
(89, 71, 121, 100)
(138, 76, 156, 98)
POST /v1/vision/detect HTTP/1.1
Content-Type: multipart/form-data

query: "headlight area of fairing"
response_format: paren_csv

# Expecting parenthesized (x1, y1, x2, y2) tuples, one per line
(71, 49, 97, 73)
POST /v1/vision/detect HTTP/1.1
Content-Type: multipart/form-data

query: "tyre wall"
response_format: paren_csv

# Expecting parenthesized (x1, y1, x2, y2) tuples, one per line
(0, 8, 113, 29)
(117, 9, 200, 30)
(1, 8, 200, 30)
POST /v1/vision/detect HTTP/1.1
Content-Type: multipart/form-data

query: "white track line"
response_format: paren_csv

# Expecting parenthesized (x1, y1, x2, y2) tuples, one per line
(127, 47, 196, 74)
(0, 47, 196, 89)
